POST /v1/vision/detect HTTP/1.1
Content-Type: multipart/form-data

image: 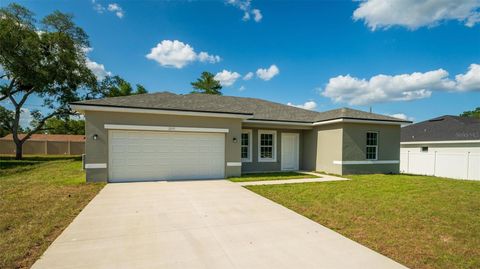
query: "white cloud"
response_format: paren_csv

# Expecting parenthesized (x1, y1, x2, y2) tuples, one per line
(243, 72, 254, 80)
(242, 11, 250, 21)
(81, 47, 94, 54)
(256, 64, 279, 81)
(146, 40, 221, 69)
(387, 113, 414, 121)
(107, 3, 124, 18)
(214, 70, 241, 86)
(455, 63, 480, 91)
(197, 51, 221, 64)
(20, 108, 33, 129)
(92, 1, 124, 18)
(226, 0, 263, 22)
(252, 9, 262, 22)
(287, 101, 317, 110)
(321, 64, 480, 105)
(86, 59, 112, 80)
(238, 85, 246, 91)
(353, 0, 480, 30)
(92, 0, 105, 13)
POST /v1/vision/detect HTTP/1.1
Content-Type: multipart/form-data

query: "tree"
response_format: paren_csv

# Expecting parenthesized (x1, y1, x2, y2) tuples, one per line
(93, 75, 148, 98)
(43, 117, 85, 135)
(191, 71, 222, 95)
(460, 107, 480, 119)
(0, 4, 96, 159)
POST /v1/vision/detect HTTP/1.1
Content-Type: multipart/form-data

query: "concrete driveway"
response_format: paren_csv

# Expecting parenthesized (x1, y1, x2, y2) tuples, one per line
(33, 180, 406, 269)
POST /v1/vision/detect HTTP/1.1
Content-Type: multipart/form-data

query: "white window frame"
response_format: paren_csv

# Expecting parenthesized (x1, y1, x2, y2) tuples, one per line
(241, 129, 252, 162)
(258, 130, 277, 162)
(366, 131, 378, 161)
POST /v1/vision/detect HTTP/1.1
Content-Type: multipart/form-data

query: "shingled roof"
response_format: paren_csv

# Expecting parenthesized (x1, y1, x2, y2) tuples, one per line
(72, 92, 409, 123)
(401, 115, 480, 142)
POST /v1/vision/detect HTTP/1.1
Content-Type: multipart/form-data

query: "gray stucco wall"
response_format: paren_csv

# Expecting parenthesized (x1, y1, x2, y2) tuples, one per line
(341, 123, 401, 174)
(84, 111, 242, 182)
(315, 124, 343, 175)
(241, 128, 303, 173)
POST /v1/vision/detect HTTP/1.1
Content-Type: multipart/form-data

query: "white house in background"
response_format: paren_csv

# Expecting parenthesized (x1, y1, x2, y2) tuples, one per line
(400, 115, 480, 181)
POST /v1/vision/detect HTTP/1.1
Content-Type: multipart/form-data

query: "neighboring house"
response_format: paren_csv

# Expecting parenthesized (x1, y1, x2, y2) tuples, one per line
(0, 134, 85, 155)
(400, 116, 480, 180)
(71, 92, 410, 182)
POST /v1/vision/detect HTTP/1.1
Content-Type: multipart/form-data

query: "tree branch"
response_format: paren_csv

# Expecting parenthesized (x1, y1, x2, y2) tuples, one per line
(21, 111, 60, 142)
(1, 79, 18, 102)
(17, 86, 35, 107)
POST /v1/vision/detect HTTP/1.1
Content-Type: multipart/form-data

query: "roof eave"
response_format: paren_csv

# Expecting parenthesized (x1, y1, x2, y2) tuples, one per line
(70, 103, 254, 119)
(401, 140, 480, 144)
(313, 117, 410, 126)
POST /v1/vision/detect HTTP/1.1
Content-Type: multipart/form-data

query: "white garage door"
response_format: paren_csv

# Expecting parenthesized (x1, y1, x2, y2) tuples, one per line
(109, 130, 225, 182)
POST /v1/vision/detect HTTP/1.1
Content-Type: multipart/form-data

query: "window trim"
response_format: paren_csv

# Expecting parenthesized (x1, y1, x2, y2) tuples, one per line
(366, 131, 378, 161)
(258, 130, 277, 162)
(241, 129, 252, 162)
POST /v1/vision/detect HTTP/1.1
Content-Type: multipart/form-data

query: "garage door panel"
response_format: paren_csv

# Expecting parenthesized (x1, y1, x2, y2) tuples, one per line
(109, 130, 225, 182)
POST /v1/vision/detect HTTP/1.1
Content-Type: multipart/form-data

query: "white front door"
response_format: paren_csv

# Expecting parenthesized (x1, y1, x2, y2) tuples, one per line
(109, 130, 225, 182)
(281, 133, 299, 171)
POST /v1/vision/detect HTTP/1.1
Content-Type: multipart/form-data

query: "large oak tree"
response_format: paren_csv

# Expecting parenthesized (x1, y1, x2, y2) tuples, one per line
(0, 3, 96, 159)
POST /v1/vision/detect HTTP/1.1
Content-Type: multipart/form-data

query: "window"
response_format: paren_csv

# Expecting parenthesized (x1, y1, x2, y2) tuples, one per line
(421, 146, 428, 152)
(241, 130, 252, 162)
(366, 132, 378, 160)
(258, 130, 277, 162)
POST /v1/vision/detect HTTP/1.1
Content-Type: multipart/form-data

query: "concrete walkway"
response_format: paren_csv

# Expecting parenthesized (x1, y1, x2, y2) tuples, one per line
(33, 180, 406, 269)
(238, 172, 349, 186)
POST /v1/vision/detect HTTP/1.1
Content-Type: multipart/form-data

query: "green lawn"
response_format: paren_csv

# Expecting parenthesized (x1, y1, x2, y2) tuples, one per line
(229, 172, 319, 182)
(247, 174, 480, 269)
(0, 156, 105, 269)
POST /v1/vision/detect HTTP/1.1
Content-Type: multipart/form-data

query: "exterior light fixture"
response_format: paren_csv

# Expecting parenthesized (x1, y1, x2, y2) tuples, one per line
(233, 137, 238, 143)
(92, 134, 98, 140)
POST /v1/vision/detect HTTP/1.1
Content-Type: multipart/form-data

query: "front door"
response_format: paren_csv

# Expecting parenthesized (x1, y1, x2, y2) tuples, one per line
(281, 133, 299, 171)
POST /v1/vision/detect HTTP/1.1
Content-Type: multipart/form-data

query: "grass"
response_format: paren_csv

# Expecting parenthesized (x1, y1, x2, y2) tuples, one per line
(246, 174, 480, 269)
(0, 155, 82, 172)
(0, 156, 105, 269)
(229, 172, 318, 182)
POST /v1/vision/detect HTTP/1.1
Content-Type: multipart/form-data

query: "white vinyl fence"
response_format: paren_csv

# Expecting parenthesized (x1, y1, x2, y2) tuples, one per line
(400, 146, 480, 181)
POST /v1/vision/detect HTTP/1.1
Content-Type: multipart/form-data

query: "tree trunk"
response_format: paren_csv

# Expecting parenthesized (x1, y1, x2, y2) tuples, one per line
(15, 141, 23, 160)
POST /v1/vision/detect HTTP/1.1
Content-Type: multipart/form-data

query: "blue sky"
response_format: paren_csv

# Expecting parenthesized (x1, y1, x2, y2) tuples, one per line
(3, 0, 480, 123)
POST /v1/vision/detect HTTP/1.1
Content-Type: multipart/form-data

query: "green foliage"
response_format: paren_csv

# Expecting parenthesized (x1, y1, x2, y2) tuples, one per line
(43, 117, 85, 135)
(0, 3, 95, 158)
(93, 75, 148, 98)
(135, 84, 147, 94)
(191, 71, 222, 95)
(460, 107, 480, 119)
(0, 106, 14, 137)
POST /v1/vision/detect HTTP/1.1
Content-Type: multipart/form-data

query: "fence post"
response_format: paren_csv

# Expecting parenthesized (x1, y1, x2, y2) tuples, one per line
(44, 140, 48, 155)
(68, 140, 71, 155)
(407, 151, 410, 173)
(466, 151, 470, 180)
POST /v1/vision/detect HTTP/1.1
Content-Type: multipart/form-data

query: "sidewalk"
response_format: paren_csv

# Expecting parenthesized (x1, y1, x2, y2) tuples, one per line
(238, 171, 349, 186)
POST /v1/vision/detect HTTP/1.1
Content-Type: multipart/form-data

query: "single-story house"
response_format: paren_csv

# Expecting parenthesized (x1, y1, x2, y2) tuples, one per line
(71, 92, 410, 182)
(400, 115, 480, 180)
(0, 134, 85, 155)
